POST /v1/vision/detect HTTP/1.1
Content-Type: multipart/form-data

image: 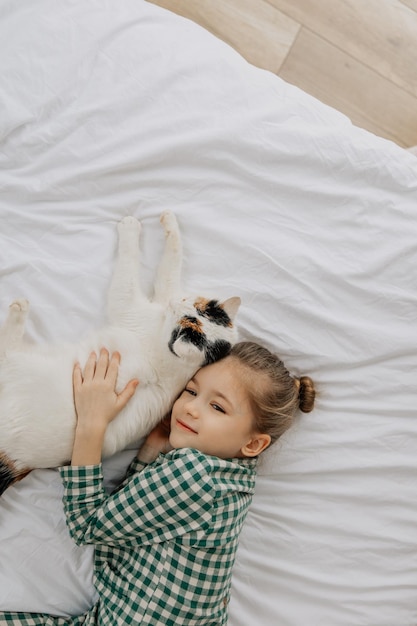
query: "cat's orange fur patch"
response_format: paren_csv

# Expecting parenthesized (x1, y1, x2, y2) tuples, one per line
(194, 297, 233, 327)
(179, 316, 203, 334)
(194, 297, 210, 311)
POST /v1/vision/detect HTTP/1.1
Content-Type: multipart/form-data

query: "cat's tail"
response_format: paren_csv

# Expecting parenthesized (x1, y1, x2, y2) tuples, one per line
(0, 452, 30, 496)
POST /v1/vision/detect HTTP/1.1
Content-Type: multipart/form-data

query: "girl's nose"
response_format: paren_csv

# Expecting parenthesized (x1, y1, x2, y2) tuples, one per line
(184, 399, 199, 418)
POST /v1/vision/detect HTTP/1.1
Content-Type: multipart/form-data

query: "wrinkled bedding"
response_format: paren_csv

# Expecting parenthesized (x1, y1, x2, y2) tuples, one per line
(0, 1, 416, 624)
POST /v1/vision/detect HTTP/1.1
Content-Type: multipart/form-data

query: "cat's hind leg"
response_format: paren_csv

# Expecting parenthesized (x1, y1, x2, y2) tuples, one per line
(153, 211, 183, 306)
(0, 299, 29, 356)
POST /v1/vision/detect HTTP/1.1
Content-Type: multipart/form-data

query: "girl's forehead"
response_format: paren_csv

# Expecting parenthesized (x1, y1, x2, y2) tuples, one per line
(197, 358, 250, 390)
(197, 357, 235, 379)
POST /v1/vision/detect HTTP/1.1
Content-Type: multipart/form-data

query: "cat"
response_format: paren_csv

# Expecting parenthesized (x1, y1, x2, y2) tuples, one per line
(0, 213, 240, 495)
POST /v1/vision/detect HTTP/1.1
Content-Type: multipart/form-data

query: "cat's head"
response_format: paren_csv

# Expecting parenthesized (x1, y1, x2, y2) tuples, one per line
(168, 296, 241, 366)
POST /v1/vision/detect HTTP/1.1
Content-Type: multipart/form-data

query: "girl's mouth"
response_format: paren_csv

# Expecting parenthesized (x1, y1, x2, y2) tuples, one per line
(176, 419, 197, 434)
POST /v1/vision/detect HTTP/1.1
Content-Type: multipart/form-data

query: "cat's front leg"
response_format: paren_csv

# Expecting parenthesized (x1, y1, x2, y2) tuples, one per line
(153, 211, 183, 306)
(0, 299, 29, 356)
(107, 217, 143, 325)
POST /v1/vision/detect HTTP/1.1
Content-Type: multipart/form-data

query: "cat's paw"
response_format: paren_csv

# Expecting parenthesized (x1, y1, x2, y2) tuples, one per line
(5, 299, 29, 328)
(118, 216, 141, 237)
(9, 298, 29, 314)
(160, 211, 178, 236)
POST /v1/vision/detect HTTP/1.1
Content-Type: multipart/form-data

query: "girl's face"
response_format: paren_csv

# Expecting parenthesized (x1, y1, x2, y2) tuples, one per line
(170, 357, 270, 459)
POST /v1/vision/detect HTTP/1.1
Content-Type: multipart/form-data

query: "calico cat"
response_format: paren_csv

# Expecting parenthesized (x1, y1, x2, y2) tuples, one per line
(0, 213, 240, 495)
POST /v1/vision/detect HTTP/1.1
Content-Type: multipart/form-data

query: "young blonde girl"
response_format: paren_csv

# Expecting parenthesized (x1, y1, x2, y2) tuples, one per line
(0, 341, 314, 626)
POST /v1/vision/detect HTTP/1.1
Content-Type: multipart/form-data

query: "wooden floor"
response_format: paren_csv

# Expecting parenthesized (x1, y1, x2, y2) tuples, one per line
(147, 0, 417, 148)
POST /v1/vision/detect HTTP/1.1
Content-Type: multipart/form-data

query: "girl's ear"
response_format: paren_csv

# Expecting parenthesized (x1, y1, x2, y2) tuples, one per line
(241, 433, 271, 458)
(222, 296, 241, 321)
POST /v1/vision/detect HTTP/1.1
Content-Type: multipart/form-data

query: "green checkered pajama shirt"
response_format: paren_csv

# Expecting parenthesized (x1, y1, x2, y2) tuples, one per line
(0, 448, 257, 626)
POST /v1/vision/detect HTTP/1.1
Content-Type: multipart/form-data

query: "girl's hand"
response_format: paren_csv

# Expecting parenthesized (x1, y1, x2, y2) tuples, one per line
(71, 348, 139, 466)
(73, 348, 139, 432)
(145, 415, 172, 451)
(137, 416, 173, 464)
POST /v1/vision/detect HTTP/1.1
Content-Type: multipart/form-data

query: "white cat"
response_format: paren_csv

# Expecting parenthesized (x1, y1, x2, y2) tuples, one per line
(0, 213, 240, 494)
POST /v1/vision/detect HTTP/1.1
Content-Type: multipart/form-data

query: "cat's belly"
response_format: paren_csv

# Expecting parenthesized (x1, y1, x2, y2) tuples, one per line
(0, 337, 164, 468)
(0, 350, 77, 468)
(0, 327, 193, 469)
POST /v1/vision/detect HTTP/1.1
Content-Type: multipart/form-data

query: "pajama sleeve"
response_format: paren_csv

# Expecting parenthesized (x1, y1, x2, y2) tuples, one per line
(111, 456, 148, 492)
(59, 449, 215, 548)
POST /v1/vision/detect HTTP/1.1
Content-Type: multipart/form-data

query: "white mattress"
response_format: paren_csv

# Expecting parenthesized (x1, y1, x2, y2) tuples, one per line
(1, 1, 417, 624)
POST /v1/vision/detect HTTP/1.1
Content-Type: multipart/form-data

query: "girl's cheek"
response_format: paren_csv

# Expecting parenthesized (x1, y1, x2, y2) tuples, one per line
(170, 401, 179, 418)
(172, 396, 182, 409)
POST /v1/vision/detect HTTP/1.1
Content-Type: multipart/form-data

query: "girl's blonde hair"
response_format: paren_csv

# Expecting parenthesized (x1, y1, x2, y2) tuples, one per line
(229, 341, 315, 445)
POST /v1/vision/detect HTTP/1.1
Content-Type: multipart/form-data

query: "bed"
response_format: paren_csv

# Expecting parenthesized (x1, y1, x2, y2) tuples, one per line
(1, 1, 416, 624)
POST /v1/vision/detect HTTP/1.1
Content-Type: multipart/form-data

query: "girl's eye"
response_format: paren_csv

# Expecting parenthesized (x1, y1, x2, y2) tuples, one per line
(211, 403, 225, 414)
(185, 388, 196, 396)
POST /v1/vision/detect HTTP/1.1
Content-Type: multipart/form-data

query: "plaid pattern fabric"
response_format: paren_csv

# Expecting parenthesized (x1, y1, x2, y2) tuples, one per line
(0, 611, 92, 625)
(0, 449, 256, 626)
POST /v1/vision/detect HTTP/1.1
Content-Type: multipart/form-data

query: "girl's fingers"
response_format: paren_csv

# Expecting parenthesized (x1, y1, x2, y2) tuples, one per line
(76, 348, 129, 396)
(95, 347, 110, 379)
(73, 362, 83, 389)
(105, 351, 121, 386)
(83, 351, 97, 381)
(117, 379, 139, 409)
(80, 349, 116, 382)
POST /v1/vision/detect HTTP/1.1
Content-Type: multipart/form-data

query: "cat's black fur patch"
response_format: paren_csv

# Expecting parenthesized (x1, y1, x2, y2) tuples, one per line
(0, 455, 17, 496)
(169, 314, 232, 365)
(203, 339, 232, 365)
(169, 316, 206, 356)
(194, 299, 232, 327)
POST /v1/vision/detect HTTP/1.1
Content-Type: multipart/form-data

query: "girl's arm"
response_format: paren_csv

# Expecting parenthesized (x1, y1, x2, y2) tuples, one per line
(117, 416, 173, 487)
(136, 415, 173, 463)
(61, 448, 215, 547)
(71, 348, 139, 466)
(63, 350, 214, 548)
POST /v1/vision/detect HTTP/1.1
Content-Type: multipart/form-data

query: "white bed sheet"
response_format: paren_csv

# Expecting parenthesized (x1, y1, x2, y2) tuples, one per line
(0, 1, 417, 624)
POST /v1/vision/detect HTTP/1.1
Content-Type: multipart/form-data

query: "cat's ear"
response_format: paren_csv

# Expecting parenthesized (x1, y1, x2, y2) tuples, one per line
(222, 296, 241, 321)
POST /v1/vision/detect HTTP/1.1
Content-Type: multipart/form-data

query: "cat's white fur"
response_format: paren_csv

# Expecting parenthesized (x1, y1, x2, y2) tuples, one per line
(0, 213, 240, 484)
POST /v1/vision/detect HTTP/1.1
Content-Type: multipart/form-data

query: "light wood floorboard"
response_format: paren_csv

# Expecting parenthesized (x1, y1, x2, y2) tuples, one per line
(400, 0, 417, 13)
(280, 28, 417, 146)
(269, 0, 417, 97)
(148, 0, 300, 73)
(147, 0, 417, 147)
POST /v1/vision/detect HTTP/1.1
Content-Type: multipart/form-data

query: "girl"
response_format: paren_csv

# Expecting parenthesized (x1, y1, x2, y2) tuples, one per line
(0, 342, 315, 626)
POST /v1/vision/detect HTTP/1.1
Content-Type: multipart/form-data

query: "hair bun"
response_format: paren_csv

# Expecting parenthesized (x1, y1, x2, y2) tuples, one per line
(298, 376, 315, 413)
